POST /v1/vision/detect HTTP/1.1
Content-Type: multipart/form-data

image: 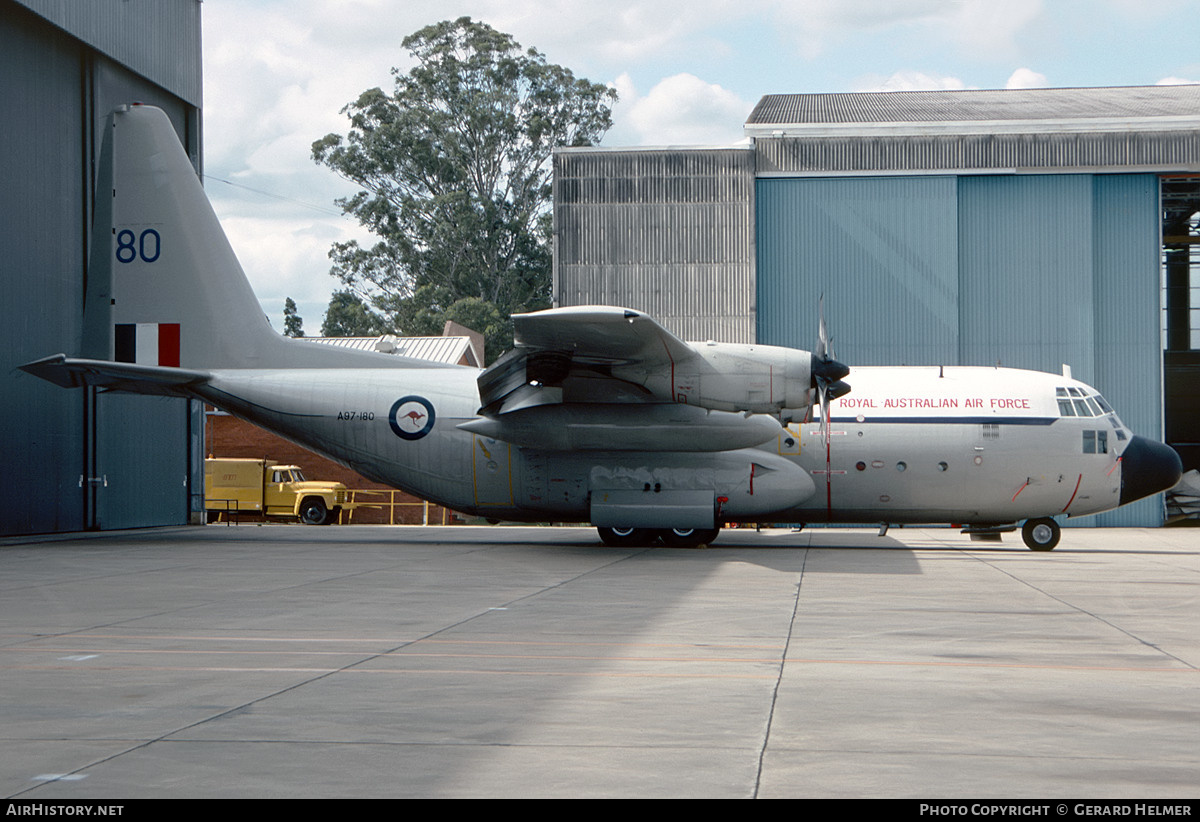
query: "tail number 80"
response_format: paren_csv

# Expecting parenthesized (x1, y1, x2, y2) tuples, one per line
(116, 229, 161, 264)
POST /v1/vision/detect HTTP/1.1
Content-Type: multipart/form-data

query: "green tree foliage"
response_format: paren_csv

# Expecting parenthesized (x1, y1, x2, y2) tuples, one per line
(282, 297, 304, 338)
(321, 290, 390, 337)
(312, 17, 616, 362)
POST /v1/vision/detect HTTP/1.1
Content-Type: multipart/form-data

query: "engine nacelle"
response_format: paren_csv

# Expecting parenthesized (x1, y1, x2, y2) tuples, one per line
(627, 341, 814, 414)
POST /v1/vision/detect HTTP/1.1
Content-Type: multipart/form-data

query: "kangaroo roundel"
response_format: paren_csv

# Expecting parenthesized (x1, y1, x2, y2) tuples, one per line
(389, 396, 436, 440)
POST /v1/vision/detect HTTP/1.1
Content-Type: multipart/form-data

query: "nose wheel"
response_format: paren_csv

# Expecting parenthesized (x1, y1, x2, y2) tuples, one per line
(1021, 518, 1060, 551)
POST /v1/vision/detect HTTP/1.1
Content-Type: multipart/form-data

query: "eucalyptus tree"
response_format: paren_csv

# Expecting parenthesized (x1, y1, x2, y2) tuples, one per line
(312, 17, 616, 361)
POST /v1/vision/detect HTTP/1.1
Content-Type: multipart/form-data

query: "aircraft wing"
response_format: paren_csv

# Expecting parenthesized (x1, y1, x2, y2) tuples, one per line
(19, 355, 211, 397)
(512, 306, 694, 365)
(477, 306, 695, 416)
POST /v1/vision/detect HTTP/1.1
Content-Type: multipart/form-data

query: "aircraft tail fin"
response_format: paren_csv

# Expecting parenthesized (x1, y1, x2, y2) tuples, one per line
(91, 103, 400, 371)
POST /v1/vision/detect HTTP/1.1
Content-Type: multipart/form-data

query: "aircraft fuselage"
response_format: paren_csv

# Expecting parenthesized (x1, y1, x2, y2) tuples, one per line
(199, 363, 1161, 530)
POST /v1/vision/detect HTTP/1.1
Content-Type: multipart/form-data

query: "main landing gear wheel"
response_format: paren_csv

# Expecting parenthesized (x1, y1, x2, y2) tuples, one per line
(658, 527, 721, 548)
(1021, 517, 1060, 551)
(597, 526, 655, 547)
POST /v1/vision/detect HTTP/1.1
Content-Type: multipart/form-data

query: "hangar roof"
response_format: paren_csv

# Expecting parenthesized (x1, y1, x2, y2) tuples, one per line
(746, 85, 1200, 137)
(748, 85, 1200, 174)
(303, 335, 480, 367)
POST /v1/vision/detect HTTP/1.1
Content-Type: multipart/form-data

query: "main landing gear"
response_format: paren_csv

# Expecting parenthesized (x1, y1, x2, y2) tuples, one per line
(1021, 517, 1061, 551)
(597, 526, 721, 548)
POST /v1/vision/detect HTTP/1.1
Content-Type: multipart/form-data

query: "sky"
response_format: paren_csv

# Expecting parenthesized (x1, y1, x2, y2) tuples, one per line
(200, 0, 1200, 333)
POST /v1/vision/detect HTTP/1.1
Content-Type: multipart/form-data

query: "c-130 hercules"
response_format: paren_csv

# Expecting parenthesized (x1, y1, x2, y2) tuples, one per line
(22, 105, 1182, 549)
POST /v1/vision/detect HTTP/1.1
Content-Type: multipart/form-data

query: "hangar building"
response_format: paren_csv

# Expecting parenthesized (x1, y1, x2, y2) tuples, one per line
(553, 85, 1200, 527)
(1, 0, 203, 536)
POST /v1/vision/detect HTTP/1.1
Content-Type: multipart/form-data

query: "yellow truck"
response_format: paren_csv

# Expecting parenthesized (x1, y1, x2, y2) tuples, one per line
(205, 458, 352, 525)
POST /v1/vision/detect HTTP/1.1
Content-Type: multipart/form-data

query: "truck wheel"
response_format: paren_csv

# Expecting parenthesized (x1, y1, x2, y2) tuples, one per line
(299, 498, 327, 525)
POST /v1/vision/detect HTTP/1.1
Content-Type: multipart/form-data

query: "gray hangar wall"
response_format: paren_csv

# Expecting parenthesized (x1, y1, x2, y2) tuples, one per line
(755, 172, 1162, 527)
(0, 0, 204, 536)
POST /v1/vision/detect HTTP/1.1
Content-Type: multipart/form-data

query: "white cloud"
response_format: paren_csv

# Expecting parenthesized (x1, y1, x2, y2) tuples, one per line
(1157, 77, 1200, 86)
(773, 0, 1044, 60)
(855, 71, 971, 92)
(1005, 67, 1048, 89)
(608, 73, 754, 146)
(220, 213, 373, 333)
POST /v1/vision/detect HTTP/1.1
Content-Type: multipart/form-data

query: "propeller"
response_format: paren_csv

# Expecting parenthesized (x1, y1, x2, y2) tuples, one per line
(811, 295, 851, 441)
(810, 295, 851, 518)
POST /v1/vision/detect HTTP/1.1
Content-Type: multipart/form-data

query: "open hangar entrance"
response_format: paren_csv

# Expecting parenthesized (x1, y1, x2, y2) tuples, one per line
(1162, 175, 1200, 480)
(554, 86, 1200, 527)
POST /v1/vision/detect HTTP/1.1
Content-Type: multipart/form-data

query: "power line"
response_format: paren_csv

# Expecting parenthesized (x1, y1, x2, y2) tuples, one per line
(202, 174, 346, 217)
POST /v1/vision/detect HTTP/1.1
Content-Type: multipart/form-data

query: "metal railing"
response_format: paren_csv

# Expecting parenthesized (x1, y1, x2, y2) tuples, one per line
(205, 491, 453, 526)
(337, 490, 452, 525)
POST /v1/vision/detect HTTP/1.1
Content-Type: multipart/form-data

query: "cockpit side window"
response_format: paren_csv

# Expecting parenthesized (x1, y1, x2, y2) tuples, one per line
(1083, 430, 1109, 454)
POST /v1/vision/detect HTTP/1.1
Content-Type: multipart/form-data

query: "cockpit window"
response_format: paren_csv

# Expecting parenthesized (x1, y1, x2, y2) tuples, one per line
(1083, 430, 1109, 454)
(1058, 399, 1076, 416)
(1073, 399, 1093, 416)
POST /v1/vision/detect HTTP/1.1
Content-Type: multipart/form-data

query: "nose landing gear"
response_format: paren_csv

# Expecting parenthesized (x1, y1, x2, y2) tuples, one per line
(1021, 517, 1061, 551)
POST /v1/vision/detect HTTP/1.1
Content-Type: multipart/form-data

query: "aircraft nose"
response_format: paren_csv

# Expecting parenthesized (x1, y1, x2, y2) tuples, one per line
(1119, 435, 1183, 506)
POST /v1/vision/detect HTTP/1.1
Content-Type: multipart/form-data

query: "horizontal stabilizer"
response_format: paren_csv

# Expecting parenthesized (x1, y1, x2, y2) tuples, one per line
(19, 355, 210, 397)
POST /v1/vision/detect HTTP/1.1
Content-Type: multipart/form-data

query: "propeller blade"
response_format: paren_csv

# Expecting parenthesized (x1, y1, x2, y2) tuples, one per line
(819, 380, 831, 443)
(817, 294, 829, 362)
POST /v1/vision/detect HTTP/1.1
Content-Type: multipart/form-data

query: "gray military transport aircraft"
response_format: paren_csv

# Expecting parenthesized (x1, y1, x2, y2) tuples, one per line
(21, 104, 1183, 549)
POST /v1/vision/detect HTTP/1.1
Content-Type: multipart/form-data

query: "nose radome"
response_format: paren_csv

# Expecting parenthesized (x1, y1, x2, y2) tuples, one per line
(1119, 436, 1183, 506)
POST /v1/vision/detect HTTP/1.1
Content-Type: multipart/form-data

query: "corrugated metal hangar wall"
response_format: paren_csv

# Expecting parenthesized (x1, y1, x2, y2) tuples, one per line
(1, 0, 203, 536)
(553, 148, 758, 344)
(555, 86, 1200, 527)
